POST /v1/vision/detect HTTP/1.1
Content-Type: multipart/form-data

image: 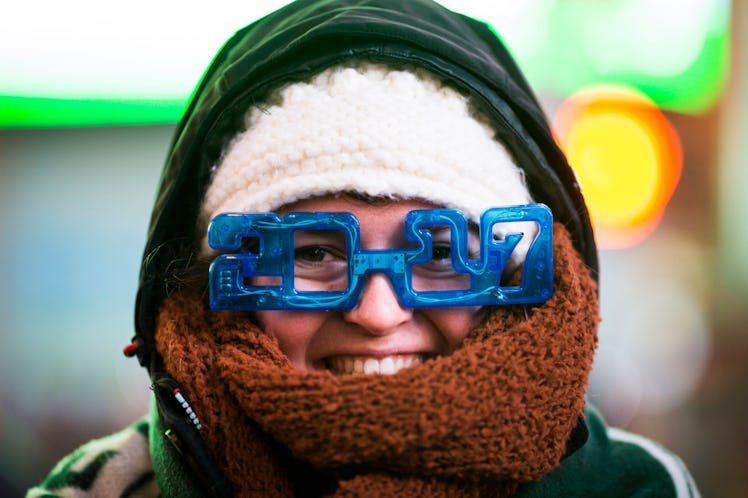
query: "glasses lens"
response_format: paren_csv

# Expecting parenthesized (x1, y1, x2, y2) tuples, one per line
(292, 229, 349, 292)
(410, 225, 477, 292)
(241, 236, 282, 288)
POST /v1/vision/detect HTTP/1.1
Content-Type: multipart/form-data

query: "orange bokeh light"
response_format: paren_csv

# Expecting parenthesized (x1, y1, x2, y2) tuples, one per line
(553, 85, 682, 249)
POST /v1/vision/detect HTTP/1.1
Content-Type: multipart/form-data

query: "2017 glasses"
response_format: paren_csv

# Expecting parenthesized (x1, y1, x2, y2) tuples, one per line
(207, 204, 553, 311)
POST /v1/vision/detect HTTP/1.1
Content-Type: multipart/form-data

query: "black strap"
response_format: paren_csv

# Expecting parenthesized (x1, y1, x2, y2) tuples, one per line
(152, 374, 232, 497)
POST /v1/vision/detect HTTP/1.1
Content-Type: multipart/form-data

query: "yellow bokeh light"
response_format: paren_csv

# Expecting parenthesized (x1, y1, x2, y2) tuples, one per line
(567, 111, 659, 227)
(553, 85, 682, 249)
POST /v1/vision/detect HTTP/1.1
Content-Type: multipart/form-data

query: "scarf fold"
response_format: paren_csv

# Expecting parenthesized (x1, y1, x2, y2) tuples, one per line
(155, 224, 599, 497)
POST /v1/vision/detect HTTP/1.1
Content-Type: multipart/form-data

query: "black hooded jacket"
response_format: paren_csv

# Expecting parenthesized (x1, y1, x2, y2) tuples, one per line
(128, 0, 600, 493)
(134, 0, 597, 369)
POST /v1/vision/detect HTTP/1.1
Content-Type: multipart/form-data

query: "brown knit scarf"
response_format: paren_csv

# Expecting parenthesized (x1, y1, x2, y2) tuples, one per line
(155, 224, 599, 497)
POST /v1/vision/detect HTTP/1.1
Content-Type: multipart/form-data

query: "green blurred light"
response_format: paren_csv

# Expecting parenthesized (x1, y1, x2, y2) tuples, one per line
(0, 96, 185, 128)
(500, 0, 731, 115)
(0, 0, 732, 127)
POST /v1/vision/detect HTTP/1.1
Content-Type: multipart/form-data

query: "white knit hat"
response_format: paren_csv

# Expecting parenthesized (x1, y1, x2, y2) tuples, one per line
(200, 63, 535, 264)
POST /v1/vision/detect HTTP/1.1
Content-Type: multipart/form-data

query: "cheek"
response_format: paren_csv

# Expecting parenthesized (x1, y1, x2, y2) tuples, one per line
(254, 310, 327, 368)
(423, 307, 483, 349)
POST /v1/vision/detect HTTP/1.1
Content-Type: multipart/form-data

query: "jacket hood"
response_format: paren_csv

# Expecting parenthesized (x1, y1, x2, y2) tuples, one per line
(134, 0, 597, 367)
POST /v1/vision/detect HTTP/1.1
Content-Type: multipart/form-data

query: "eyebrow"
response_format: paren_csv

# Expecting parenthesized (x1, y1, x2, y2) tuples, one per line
(421, 225, 450, 233)
(292, 229, 348, 241)
(420, 224, 479, 237)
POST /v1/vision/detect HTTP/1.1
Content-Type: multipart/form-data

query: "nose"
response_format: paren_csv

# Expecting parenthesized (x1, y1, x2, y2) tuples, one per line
(343, 273, 413, 335)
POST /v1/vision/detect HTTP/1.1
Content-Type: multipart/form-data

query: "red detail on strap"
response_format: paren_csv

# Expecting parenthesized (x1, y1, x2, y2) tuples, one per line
(123, 342, 140, 357)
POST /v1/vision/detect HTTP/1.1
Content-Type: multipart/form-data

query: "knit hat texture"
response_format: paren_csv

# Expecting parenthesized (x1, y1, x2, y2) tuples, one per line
(200, 63, 535, 261)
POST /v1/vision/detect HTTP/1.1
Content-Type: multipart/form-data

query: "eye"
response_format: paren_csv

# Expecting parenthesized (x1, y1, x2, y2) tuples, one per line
(415, 244, 455, 276)
(291, 230, 348, 267)
(292, 243, 349, 292)
(294, 246, 338, 263)
(430, 244, 452, 263)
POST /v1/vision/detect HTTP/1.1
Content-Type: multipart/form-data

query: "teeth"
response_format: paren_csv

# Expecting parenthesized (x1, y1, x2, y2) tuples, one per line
(326, 354, 424, 375)
(380, 357, 395, 374)
(364, 358, 379, 374)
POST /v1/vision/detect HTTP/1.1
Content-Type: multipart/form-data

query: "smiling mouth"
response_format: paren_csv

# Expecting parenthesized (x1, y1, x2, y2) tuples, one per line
(325, 354, 425, 375)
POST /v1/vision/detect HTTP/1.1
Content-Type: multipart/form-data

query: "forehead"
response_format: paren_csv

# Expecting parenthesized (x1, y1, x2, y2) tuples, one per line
(277, 196, 440, 248)
(278, 195, 438, 218)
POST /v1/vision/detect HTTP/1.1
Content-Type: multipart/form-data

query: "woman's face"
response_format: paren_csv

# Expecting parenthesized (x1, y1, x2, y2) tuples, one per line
(253, 195, 484, 374)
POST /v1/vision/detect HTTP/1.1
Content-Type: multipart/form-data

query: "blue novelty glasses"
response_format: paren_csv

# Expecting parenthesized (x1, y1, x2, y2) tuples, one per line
(208, 204, 553, 311)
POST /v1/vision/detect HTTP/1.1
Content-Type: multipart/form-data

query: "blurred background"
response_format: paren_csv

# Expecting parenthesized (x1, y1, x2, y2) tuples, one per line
(1, 0, 746, 496)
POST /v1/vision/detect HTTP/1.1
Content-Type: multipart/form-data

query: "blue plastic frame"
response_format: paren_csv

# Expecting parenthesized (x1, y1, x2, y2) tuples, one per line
(208, 204, 553, 310)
